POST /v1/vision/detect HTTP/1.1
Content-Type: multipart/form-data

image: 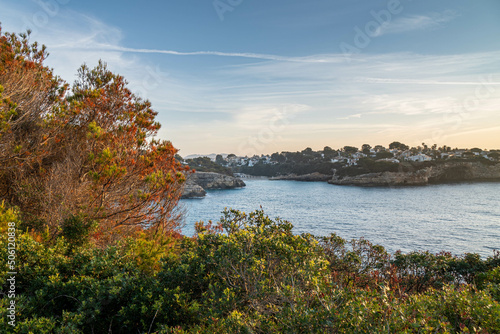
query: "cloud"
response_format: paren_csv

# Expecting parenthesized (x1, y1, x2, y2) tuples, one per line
(360, 78, 500, 86)
(374, 10, 458, 37)
(361, 96, 462, 116)
(233, 104, 309, 129)
(338, 113, 362, 120)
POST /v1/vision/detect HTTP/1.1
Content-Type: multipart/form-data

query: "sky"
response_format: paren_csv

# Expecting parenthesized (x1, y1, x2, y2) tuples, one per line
(1, 0, 500, 156)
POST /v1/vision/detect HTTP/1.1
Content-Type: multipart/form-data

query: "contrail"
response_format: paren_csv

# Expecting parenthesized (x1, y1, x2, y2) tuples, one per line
(53, 42, 341, 63)
(113, 46, 300, 61)
(111, 46, 343, 63)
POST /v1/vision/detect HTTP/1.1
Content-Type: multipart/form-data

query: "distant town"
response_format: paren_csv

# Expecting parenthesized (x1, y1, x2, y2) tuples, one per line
(180, 142, 500, 178)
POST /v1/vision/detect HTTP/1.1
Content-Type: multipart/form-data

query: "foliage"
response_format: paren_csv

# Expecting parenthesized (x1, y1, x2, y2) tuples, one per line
(389, 141, 410, 151)
(60, 214, 97, 250)
(1, 208, 499, 333)
(477, 267, 500, 302)
(0, 201, 20, 234)
(185, 157, 233, 176)
(233, 144, 499, 178)
(343, 145, 359, 154)
(375, 150, 394, 160)
(334, 158, 399, 178)
(238, 160, 339, 177)
(0, 27, 66, 226)
(0, 28, 187, 244)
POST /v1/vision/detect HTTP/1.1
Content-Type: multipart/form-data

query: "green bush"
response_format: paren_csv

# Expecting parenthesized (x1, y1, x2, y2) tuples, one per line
(1, 208, 499, 333)
(60, 214, 97, 249)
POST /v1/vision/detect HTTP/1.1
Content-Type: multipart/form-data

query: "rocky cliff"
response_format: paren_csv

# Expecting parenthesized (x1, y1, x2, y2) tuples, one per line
(181, 172, 246, 198)
(329, 162, 500, 187)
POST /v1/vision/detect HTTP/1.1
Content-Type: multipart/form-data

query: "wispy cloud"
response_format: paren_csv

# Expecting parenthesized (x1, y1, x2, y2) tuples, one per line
(360, 78, 500, 86)
(374, 10, 458, 37)
(338, 113, 362, 120)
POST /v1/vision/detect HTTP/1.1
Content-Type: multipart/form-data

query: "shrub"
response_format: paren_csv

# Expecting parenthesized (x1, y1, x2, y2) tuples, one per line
(1, 208, 499, 333)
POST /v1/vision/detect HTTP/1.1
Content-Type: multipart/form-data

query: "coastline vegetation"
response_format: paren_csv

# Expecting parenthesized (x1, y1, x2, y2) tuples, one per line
(232, 148, 499, 178)
(1, 206, 500, 333)
(1, 28, 499, 333)
(178, 156, 233, 176)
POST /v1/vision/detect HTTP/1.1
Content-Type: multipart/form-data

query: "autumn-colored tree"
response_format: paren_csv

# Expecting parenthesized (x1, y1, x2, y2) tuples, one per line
(57, 60, 188, 242)
(0, 27, 67, 217)
(0, 27, 188, 243)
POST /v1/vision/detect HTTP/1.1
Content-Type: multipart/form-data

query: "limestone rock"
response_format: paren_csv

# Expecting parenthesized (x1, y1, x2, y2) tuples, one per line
(329, 162, 500, 187)
(181, 172, 246, 198)
(188, 172, 245, 190)
(181, 182, 206, 199)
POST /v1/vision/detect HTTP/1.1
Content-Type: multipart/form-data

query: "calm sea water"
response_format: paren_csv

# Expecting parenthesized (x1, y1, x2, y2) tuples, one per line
(180, 180, 500, 258)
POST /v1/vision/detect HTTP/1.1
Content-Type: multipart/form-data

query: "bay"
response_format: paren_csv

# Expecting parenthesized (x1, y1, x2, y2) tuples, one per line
(180, 180, 500, 258)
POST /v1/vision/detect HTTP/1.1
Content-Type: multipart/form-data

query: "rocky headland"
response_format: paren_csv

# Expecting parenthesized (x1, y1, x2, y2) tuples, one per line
(181, 172, 246, 198)
(329, 162, 500, 187)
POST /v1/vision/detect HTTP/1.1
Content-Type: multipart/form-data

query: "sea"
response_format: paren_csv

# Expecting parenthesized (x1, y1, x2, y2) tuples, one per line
(180, 179, 500, 258)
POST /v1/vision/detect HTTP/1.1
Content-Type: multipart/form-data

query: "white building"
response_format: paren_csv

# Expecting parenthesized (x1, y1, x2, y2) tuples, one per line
(408, 154, 432, 162)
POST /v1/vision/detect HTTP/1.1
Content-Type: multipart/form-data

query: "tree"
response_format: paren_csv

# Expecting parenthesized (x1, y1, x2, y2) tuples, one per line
(323, 146, 336, 160)
(389, 141, 409, 151)
(55, 61, 188, 240)
(285, 151, 308, 163)
(0, 28, 187, 242)
(0, 28, 67, 222)
(215, 154, 225, 164)
(302, 147, 314, 155)
(362, 144, 372, 155)
(175, 154, 184, 162)
(271, 152, 286, 163)
(375, 151, 394, 160)
(343, 146, 358, 154)
(323, 146, 333, 153)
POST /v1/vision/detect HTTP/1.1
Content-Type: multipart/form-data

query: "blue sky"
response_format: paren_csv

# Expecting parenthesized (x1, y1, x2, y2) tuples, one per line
(1, 0, 500, 156)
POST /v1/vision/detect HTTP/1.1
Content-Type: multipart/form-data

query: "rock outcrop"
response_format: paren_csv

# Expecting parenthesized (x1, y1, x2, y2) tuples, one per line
(329, 162, 500, 187)
(181, 182, 206, 199)
(270, 172, 332, 182)
(189, 172, 246, 189)
(181, 172, 246, 198)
